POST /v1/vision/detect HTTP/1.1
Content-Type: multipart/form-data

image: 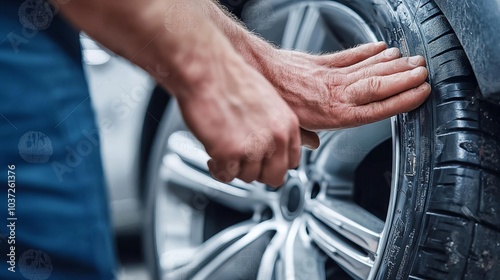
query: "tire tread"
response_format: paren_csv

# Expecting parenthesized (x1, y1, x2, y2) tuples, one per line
(408, 1, 500, 279)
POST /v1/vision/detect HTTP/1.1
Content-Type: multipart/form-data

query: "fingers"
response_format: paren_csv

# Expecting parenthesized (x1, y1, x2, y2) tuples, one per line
(300, 128, 320, 149)
(345, 66, 429, 105)
(349, 55, 426, 83)
(237, 159, 262, 183)
(321, 42, 387, 68)
(259, 138, 289, 187)
(353, 82, 431, 124)
(208, 159, 240, 183)
(344, 47, 402, 72)
(208, 123, 301, 186)
(288, 125, 301, 169)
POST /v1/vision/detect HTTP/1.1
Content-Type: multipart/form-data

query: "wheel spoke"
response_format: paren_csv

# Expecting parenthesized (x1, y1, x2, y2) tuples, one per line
(160, 151, 278, 212)
(256, 226, 288, 280)
(306, 216, 374, 280)
(306, 198, 383, 254)
(294, 5, 344, 52)
(191, 221, 277, 280)
(161, 221, 256, 280)
(281, 218, 325, 280)
(295, 2, 378, 52)
(280, 4, 308, 49)
(167, 130, 210, 172)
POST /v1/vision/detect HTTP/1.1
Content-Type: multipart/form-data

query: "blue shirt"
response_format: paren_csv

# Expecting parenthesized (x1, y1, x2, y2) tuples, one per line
(0, 1, 116, 279)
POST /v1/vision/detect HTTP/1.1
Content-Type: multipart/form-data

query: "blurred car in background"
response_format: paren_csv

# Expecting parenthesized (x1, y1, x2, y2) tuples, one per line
(84, 0, 500, 279)
(82, 33, 154, 234)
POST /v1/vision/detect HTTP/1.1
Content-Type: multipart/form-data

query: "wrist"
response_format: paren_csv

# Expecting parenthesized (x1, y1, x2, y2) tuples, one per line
(203, 1, 277, 73)
(134, 1, 229, 100)
(155, 23, 244, 102)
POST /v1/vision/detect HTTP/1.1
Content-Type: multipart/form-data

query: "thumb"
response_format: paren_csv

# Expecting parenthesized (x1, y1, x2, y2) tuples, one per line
(300, 128, 320, 149)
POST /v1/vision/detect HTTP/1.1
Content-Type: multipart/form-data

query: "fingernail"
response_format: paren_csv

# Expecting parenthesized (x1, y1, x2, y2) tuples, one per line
(302, 143, 316, 150)
(216, 171, 230, 182)
(207, 159, 215, 170)
(421, 83, 431, 92)
(411, 67, 424, 75)
(384, 48, 399, 57)
(409, 56, 422, 66)
(414, 83, 430, 94)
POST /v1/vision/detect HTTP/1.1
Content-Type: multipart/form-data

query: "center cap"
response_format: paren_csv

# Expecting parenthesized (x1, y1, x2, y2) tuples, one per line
(280, 178, 305, 220)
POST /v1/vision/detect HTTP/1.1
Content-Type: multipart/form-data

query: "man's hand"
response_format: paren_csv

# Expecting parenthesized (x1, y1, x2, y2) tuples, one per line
(173, 30, 302, 187)
(262, 43, 431, 130)
(208, 4, 430, 139)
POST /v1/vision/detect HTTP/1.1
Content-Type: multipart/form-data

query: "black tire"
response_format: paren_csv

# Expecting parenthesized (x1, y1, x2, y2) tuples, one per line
(363, 0, 500, 279)
(142, 0, 500, 279)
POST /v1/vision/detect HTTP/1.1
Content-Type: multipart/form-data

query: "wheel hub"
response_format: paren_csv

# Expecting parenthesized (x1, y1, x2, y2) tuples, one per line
(280, 177, 306, 220)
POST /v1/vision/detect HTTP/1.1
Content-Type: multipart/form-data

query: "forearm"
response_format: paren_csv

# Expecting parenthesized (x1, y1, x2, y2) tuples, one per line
(54, 0, 244, 100)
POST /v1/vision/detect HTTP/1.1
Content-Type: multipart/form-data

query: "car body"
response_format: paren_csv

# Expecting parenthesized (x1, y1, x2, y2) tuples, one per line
(82, 34, 153, 234)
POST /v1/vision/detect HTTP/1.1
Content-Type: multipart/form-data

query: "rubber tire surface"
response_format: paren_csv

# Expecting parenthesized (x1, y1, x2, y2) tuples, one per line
(347, 0, 500, 279)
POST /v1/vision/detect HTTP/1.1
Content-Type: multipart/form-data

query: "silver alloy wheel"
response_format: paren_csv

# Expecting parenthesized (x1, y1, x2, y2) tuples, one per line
(148, 2, 400, 279)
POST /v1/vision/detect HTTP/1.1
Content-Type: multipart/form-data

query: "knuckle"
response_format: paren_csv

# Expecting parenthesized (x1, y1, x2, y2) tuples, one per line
(213, 147, 241, 161)
(244, 129, 275, 161)
(375, 50, 387, 61)
(359, 67, 372, 79)
(343, 84, 358, 104)
(225, 160, 240, 176)
(368, 77, 382, 93)
(324, 72, 344, 88)
(223, 149, 240, 159)
(393, 48, 402, 57)
(272, 129, 288, 144)
(402, 56, 416, 67)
